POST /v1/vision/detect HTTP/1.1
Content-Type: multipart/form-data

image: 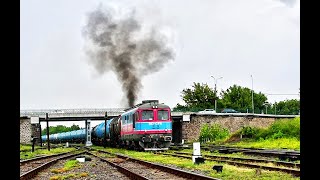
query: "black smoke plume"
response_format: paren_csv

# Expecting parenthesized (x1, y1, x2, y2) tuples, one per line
(82, 5, 175, 107)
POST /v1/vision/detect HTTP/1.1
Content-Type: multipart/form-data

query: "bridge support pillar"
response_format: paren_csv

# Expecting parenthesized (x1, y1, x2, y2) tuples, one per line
(85, 119, 92, 146)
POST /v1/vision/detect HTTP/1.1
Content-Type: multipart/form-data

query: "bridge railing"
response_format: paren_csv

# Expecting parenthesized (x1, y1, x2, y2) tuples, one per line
(20, 108, 126, 117)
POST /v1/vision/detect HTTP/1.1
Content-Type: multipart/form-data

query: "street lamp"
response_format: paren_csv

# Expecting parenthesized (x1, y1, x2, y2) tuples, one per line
(263, 102, 268, 114)
(251, 75, 254, 114)
(211, 76, 223, 112)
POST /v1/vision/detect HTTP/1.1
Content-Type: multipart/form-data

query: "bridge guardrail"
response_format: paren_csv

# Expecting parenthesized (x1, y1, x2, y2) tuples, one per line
(20, 108, 126, 117)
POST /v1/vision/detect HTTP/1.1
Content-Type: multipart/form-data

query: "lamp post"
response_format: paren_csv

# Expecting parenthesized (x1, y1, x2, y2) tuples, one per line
(211, 76, 223, 112)
(263, 102, 268, 114)
(251, 75, 254, 114)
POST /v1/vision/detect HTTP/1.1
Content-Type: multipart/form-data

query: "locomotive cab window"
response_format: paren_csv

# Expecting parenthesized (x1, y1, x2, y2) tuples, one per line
(158, 110, 169, 120)
(142, 110, 154, 120)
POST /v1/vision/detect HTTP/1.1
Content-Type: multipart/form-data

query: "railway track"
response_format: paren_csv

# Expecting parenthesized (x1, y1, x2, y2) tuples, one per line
(170, 145, 300, 161)
(174, 152, 300, 168)
(20, 151, 84, 180)
(158, 151, 300, 177)
(94, 149, 220, 180)
(21, 149, 220, 180)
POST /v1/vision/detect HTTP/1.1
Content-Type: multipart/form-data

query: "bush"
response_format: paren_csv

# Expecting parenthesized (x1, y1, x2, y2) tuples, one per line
(199, 124, 230, 142)
(248, 117, 300, 140)
(263, 117, 300, 139)
(240, 126, 258, 138)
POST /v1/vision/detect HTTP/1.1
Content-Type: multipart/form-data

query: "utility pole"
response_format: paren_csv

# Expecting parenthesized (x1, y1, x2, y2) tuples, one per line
(263, 102, 268, 114)
(251, 75, 254, 114)
(211, 76, 223, 112)
(46, 113, 50, 151)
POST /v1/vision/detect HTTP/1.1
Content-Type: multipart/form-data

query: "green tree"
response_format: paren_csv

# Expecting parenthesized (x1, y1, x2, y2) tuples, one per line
(42, 124, 80, 135)
(173, 82, 216, 111)
(269, 99, 300, 115)
(70, 124, 80, 131)
(219, 85, 267, 113)
(172, 83, 298, 115)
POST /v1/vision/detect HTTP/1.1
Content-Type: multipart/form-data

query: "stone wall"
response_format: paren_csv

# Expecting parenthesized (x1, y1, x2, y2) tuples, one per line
(20, 118, 42, 144)
(20, 118, 32, 144)
(182, 115, 279, 142)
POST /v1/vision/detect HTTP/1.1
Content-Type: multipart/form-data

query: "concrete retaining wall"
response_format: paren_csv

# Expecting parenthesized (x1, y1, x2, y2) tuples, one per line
(182, 115, 292, 142)
(20, 118, 32, 144)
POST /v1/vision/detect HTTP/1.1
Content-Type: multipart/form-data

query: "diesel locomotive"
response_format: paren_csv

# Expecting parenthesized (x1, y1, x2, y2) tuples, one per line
(41, 100, 173, 151)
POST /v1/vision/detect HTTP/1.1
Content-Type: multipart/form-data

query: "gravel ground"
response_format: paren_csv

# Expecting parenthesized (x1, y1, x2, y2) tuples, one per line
(33, 155, 131, 180)
(107, 158, 187, 180)
(31, 153, 213, 180)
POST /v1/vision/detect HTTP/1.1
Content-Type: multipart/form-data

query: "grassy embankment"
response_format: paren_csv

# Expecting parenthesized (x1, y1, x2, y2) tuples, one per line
(20, 144, 76, 160)
(199, 117, 300, 150)
(92, 146, 299, 180)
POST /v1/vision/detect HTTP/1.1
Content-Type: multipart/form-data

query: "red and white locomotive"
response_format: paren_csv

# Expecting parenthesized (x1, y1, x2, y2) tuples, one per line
(92, 100, 172, 150)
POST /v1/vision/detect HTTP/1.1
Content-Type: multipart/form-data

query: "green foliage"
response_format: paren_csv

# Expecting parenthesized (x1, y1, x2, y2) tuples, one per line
(172, 82, 300, 115)
(173, 82, 216, 111)
(230, 138, 300, 151)
(262, 117, 300, 139)
(199, 124, 230, 142)
(270, 99, 300, 115)
(220, 85, 267, 113)
(239, 126, 259, 138)
(64, 160, 80, 170)
(237, 117, 300, 140)
(42, 124, 80, 135)
(20, 147, 76, 160)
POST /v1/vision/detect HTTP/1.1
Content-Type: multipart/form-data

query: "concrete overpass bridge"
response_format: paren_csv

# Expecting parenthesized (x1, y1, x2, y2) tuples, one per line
(20, 108, 299, 146)
(20, 108, 298, 121)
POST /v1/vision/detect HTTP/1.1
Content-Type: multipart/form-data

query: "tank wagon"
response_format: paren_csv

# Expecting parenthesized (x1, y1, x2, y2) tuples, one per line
(41, 129, 86, 144)
(41, 100, 173, 151)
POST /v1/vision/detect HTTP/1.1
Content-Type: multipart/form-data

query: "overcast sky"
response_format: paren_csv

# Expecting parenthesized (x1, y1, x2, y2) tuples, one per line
(21, 0, 299, 127)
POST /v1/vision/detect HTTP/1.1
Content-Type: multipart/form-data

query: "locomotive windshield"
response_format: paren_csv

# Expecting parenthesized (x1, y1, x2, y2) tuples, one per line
(158, 110, 169, 120)
(142, 110, 154, 120)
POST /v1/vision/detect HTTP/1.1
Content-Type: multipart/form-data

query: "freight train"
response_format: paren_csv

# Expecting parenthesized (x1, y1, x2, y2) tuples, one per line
(41, 100, 173, 151)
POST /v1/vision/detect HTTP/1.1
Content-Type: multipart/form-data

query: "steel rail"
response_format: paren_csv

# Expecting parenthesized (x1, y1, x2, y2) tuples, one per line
(87, 151, 150, 180)
(96, 149, 220, 180)
(160, 152, 300, 177)
(20, 151, 84, 180)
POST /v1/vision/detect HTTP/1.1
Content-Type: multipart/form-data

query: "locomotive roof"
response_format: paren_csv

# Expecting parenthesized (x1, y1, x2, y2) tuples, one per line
(123, 100, 171, 111)
(138, 103, 170, 109)
(123, 103, 170, 114)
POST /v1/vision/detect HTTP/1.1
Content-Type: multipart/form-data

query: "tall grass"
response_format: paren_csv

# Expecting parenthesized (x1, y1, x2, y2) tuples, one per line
(199, 124, 230, 142)
(228, 117, 300, 150)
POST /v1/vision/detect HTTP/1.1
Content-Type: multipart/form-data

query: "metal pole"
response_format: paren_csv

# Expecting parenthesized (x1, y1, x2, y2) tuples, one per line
(31, 137, 35, 152)
(46, 113, 50, 151)
(214, 81, 218, 112)
(251, 75, 254, 114)
(85, 120, 87, 144)
(39, 124, 42, 147)
(211, 76, 223, 112)
(266, 106, 267, 114)
(104, 119, 107, 148)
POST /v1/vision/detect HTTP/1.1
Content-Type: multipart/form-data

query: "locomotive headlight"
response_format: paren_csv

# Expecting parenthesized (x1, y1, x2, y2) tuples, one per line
(144, 129, 147, 132)
(165, 128, 168, 131)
